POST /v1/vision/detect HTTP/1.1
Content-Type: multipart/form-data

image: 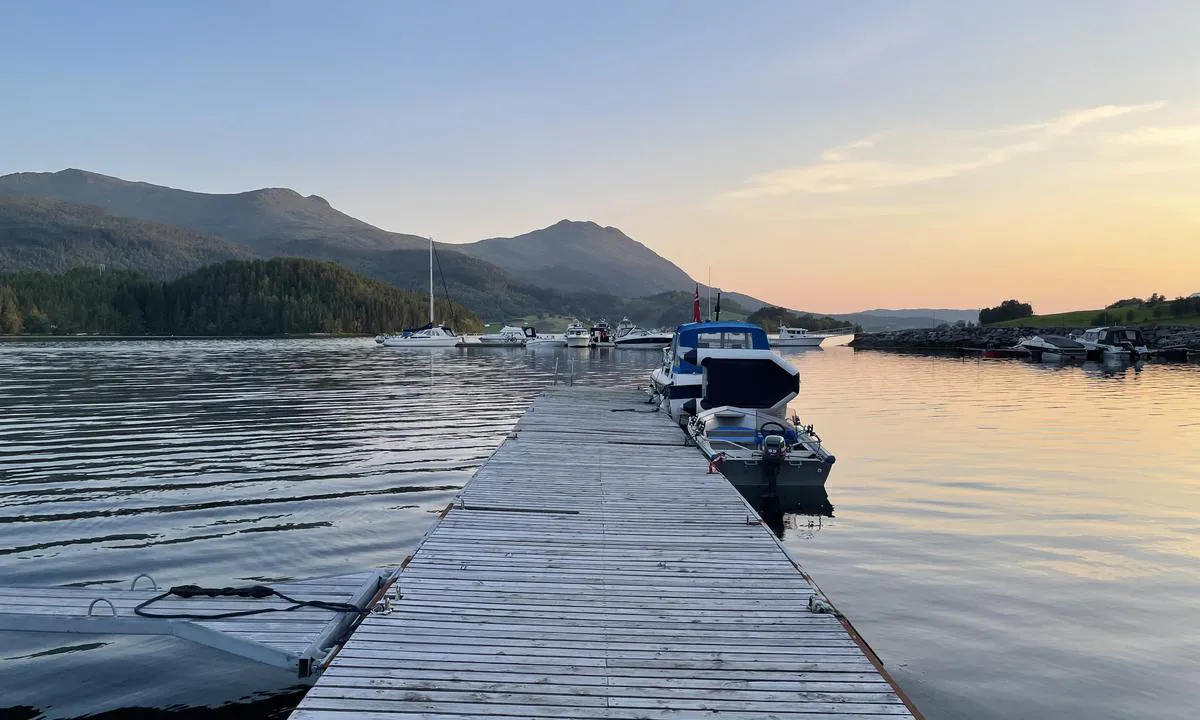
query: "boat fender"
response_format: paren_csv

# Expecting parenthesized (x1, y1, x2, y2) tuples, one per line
(707, 452, 725, 474)
(825, 454, 837, 465)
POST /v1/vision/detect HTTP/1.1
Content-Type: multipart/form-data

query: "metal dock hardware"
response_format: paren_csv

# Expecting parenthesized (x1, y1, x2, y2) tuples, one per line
(291, 387, 922, 719)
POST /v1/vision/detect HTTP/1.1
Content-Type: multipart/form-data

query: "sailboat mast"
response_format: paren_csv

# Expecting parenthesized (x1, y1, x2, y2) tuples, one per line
(428, 237, 434, 325)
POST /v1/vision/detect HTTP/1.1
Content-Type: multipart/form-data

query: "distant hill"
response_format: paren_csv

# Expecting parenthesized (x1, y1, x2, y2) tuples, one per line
(0, 169, 427, 255)
(0, 169, 783, 323)
(451, 220, 695, 297)
(0, 195, 255, 278)
(0, 258, 480, 335)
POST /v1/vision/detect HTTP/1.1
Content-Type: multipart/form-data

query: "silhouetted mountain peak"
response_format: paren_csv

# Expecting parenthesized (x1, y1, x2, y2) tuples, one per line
(453, 219, 693, 297)
(0, 168, 425, 254)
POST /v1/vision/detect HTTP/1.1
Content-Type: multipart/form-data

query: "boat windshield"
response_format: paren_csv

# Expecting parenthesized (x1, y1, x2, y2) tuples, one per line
(696, 331, 755, 349)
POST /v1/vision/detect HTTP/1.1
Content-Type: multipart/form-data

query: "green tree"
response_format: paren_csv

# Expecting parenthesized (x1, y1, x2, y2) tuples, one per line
(979, 300, 1034, 325)
(0, 286, 22, 334)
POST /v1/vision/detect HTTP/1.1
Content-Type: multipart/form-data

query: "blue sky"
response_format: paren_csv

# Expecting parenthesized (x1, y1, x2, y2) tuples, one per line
(2, 1, 1198, 311)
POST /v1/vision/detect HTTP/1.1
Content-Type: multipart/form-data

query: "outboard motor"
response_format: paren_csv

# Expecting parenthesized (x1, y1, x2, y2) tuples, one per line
(761, 434, 787, 500)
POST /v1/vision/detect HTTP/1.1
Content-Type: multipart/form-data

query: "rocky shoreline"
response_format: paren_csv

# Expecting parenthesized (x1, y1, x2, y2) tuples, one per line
(851, 324, 1200, 351)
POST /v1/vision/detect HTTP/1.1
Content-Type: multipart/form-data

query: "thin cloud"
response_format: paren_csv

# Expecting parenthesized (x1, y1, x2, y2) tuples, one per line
(1103, 124, 1200, 146)
(728, 102, 1168, 199)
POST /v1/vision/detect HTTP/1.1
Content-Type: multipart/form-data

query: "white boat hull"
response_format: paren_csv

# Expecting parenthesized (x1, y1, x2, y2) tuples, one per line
(773, 332, 854, 348)
(381, 336, 461, 347)
(566, 337, 591, 348)
(772, 336, 823, 347)
(615, 336, 672, 349)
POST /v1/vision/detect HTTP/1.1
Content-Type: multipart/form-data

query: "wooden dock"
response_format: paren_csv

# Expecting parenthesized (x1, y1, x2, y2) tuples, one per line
(291, 387, 919, 719)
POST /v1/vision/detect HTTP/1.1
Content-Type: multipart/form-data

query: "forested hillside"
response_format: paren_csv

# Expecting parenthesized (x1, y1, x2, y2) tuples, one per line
(0, 258, 479, 336)
(0, 195, 255, 277)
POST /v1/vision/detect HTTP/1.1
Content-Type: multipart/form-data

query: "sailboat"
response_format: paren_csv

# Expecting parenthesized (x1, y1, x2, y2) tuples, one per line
(381, 238, 464, 348)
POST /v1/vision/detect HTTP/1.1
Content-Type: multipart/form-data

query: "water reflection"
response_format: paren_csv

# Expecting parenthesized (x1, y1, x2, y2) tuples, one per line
(736, 485, 834, 540)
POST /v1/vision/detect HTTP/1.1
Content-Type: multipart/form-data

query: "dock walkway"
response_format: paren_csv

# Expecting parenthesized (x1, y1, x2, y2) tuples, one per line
(292, 387, 917, 719)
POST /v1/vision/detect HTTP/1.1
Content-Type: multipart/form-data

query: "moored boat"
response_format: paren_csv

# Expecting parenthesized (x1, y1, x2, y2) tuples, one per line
(565, 321, 591, 348)
(649, 320, 835, 505)
(590, 320, 614, 347)
(380, 238, 464, 348)
(381, 323, 462, 347)
(1018, 334, 1087, 361)
(772, 326, 856, 348)
(525, 334, 567, 348)
(1073, 326, 1149, 361)
(475, 325, 535, 347)
(613, 317, 673, 349)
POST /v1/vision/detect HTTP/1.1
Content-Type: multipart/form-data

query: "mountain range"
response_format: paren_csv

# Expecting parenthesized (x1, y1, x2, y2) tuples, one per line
(0, 169, 975, 329)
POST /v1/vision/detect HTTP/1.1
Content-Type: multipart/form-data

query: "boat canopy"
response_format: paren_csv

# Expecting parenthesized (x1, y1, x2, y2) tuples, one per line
(672, 321, 771, 375)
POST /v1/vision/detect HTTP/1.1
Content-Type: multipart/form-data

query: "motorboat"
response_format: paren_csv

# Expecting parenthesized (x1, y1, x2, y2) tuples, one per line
(1073, 326, 1149, 361)
(379, 238, 464, 348)
(565, 321, 592, 348)
(649, 321, 797, 421)
(590, 320, 614, 347)
(476, 325, 535, 347)
(772, 326, 856, 348)
(647, 320, 835, 503)
(525, 334, 567, 348)
(613, 318, 673, 348)
(688, 407, 836, 505)
(381, 322, 462, 347)
(1017, 334, 1087, 361)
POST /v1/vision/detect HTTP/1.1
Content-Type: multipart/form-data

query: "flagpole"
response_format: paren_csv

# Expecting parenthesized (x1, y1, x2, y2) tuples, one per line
(706, 267, 712, 321)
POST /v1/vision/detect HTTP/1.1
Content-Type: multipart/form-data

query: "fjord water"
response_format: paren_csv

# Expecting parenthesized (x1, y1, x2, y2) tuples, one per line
(1, 340, 1198, 719)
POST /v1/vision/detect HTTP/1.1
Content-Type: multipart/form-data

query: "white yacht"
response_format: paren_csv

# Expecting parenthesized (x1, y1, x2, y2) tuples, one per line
(525, 334, 567, 348)
(475, 325, 535, 347)
(773, 326, 856, 348)
(381, 323, 461, 347)
(613, 318, 673, 348)
(380, 238, 464, 348)
(1073, 327, 1149, 361)
(564, 321, 592, 348)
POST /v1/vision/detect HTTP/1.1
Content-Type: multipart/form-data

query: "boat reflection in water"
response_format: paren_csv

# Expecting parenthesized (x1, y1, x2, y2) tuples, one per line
(736, 485, 833, 540)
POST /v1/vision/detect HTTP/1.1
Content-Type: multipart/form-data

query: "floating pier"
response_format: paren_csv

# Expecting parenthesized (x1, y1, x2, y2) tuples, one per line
(0, 570, 389, 675)
(291, 387, 920, 719)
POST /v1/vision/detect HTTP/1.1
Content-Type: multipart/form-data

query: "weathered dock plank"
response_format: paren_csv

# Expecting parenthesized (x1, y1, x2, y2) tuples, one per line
(291, 387, 918, 719)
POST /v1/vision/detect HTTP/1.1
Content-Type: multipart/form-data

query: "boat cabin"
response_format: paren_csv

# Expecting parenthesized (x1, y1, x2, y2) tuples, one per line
(403, 322, 455, 338)
(666, 321, 772, 375)
(1080, 326, 1146, 347)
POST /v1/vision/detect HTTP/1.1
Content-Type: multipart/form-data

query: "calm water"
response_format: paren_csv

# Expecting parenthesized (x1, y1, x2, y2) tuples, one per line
(1, 339, 1198, 719)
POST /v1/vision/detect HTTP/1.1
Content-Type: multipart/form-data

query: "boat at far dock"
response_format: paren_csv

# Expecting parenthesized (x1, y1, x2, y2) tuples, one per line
(1073, 326, 1149, 361)
(474, 325, 536, 347)
(1017, 334, 1087, 361)
(613, 317, 673, 349)
(379, 237, 464, 348)
(772, 326, 856, 348)
(564, 321, 591, 348)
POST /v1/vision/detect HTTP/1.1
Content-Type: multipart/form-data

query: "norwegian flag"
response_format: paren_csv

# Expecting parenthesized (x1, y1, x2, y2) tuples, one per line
(693, 284, 702, 322)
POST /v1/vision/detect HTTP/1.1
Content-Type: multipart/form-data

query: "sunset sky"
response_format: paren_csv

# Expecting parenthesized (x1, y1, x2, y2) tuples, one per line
(2, 1, 1197, 313)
